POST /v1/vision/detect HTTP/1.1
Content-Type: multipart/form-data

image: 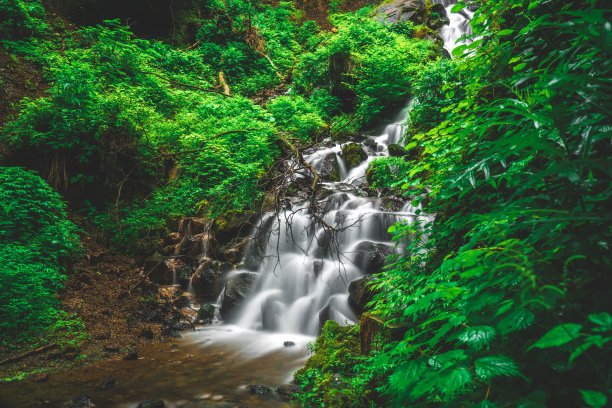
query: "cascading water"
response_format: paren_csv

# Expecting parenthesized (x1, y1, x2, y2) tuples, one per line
(433, 0, 475, 55)
(226, 103, 422, 335)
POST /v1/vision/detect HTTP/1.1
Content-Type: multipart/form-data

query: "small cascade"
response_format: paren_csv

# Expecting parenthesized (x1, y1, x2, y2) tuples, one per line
(433, 0, 475, 55)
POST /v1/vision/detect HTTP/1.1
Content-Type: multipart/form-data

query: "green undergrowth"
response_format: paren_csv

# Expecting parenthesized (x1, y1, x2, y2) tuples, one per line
(0, 167, 86, 347)
(294, 321, 382, 408)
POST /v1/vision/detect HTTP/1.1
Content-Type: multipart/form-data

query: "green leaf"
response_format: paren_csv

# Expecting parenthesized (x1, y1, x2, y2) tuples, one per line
(474, 356, 521, 380)
(455, 326, 496, 349)
(498, 308, 535, 334)
(580, 390, 607, 407)
(530, 323, 582, 349)
(588, 313, 612, 329)
(439, 366, 472, 394)
(497, 29, 515, 36)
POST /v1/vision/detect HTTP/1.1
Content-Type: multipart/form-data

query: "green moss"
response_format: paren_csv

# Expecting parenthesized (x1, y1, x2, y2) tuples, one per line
(294, 321, 384, 408)
(341, 143, 367, 170)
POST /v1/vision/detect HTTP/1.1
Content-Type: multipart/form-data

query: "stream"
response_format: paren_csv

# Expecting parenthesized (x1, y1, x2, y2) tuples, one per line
(0, 3, 472, 407)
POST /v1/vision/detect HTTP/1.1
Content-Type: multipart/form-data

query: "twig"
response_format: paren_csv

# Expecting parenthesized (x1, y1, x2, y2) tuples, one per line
(0, 343, 58, 366)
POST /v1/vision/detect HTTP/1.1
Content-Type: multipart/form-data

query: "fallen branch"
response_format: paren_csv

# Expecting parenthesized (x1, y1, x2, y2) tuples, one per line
(0, 343, 58, 366)
(218, 71, 231, 96)
(136, 69, 231, 97)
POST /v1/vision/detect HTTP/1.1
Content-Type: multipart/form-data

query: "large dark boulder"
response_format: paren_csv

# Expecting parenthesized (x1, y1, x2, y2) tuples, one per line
(220, 272, 258, 320)
(352, 241, 393, 274)
(218, 236, 250, 263)
(348, 276, 376, 315)
(377, 0, 427, 25)
(277, 384, 300, 401)
(387, 143, 407, 157)
(191, 260, 234, 302)
(319, 153, 341, 182)
(341, 143, 368, 170)
(142, 254, 173, 284)
(212, 210, 255, 243)
(197, 303, 216, 324)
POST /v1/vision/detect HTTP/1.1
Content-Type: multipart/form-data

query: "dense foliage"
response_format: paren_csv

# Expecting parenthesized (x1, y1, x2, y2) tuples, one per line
(365, 0, 612, 407)
(0, 167, 80, 340)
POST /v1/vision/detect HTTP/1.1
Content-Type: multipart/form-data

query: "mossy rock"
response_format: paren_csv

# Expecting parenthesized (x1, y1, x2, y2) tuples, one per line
(341, 143, 368, 170)
(212, 209, 254, 243)
(387, 143, 407, 157)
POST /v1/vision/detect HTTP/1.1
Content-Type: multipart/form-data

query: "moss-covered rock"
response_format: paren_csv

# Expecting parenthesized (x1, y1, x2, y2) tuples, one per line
(212, 210, 254, 243)
(341, 143, 367, 170)
(294, 321, 383, 407)
(387, 143, 407, 157)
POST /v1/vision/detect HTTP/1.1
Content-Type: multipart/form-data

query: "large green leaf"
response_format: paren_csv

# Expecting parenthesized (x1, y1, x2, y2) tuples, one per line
(454, 325, 496, 349)
(530, 323, 582, 349)
(580, 390, 607, 407)
(474, 356, 521, 380)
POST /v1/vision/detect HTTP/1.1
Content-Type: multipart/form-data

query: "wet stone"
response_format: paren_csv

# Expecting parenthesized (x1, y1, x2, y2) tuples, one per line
(249, 384, 272, 394)
(283, 341, 295, 347)
(276, 384, 300, 401)
(137, 400, 166, 408)
(61, 395, 96, 408)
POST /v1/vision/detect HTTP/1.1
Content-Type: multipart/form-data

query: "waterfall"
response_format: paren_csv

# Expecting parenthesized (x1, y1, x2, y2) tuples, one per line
(217, 4, 473, 336)
(432, 0, 475, 55)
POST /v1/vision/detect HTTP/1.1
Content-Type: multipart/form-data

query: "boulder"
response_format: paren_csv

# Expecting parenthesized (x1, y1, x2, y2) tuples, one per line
(165, 257, 194, 286)
(249, 384, 272, 394)
(142, 254, 173, 285)
(61, 395, 96, 408)
(276, 384, 300, 401)
(197, 303, 216, 324)
(191, 261, 234, 302)
(178, 218, 208, 235)
(352, 241, 393, 274)
(243, 215, 275, 270)
(377, 0, 427, 25)
(137, 400, 166, 408)
(348, 276, 376, 315)
(220, 272, 258, 320)
(387, 143, 407, 157)
(341, 143, 368, 170)
(219, 236, 250, 263)
(319, 153, 341, 182)
(212, 210, 254, 243)
(178, 234, 214, 259)
(360, 312, 406, 355)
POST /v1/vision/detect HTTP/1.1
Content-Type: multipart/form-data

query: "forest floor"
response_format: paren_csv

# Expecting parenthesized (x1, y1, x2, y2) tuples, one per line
(0, 220, 165, 384)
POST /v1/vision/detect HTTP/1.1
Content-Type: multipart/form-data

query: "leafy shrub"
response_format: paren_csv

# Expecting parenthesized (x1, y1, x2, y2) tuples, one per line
(366, 157, 412, 190)
(0, 0, 48, 41)
(0, 167, 80, 340)
(367, 1, 612, 407)
(293, 13, 438, 126)
(267, 95, 324, 141)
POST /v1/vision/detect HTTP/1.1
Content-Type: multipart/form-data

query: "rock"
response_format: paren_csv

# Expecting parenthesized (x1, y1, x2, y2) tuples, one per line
(164, 232, 183, 246)
(139, 327, 154, 340)
(249, 384, 272, 394)
(377, 0, 427, 25)
(178, 218, 208, 235)
(165, 257, 194, 286)
(319, 153, 341, 182)
(329, 51, 356, 105)
(143, 253, 173, 285)
(220, 272, 258, 320)
(103, 344, 120, 353)
(313, 260, 324, 277)
(197, 303, 216, 324)
(318, 296, 357, 328)
(220, 236, 250, 263)
(276, 384, 301, 401)
(387, 143, 407, 157)
(137, 400, 166, 408)
(348, 276, 376, 314)
(123, 347, 138, 360)
(243, 215, 275, 270)
(360, 312, 406, 355)
(191, 261, 233, 302)
(341, 143, 368, 170)
(212, 210, 254, 243)
(61, 395, 96, 408)
(352, 241, 393, 274)
(283, 341, 295, 347)
(379, 196, 404, 212)
(178, 234, 213, 259)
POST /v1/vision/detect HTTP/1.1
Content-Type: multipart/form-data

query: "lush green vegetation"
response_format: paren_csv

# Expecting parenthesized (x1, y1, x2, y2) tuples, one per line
(0, 167, 81, 341)
(1, 1, 610, 406)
